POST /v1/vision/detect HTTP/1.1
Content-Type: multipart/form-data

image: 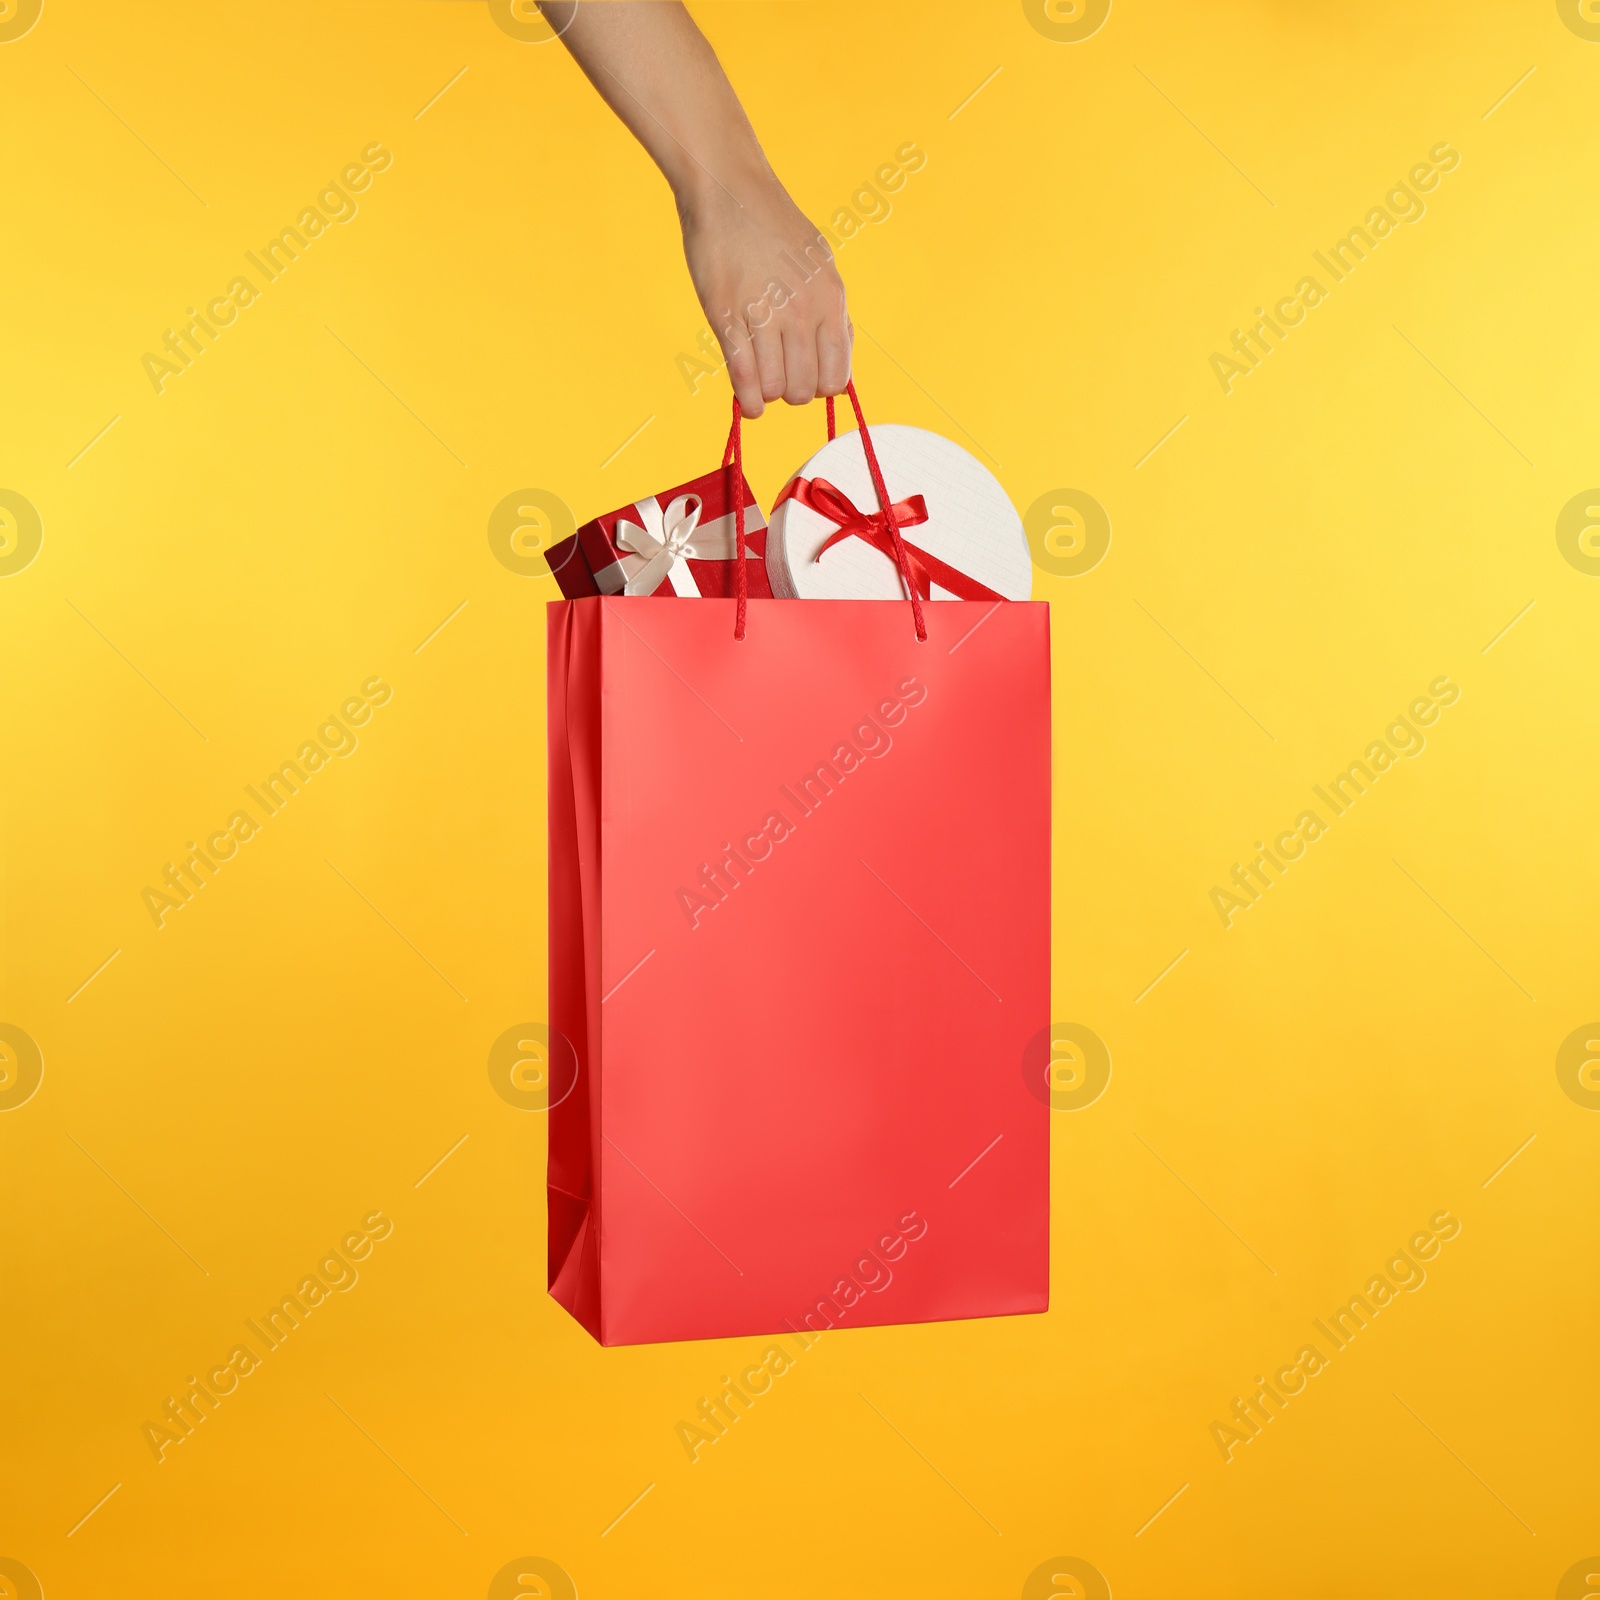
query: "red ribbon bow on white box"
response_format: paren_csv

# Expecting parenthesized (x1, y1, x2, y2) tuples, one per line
(773, 476, 1003, 602)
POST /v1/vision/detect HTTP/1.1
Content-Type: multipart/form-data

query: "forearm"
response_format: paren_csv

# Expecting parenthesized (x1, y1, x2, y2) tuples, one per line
(539, 2, 771, 208)
(540, 0, 850, 413)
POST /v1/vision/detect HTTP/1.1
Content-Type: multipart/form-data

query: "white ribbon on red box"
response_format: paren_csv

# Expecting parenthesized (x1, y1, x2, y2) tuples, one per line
(609, 494, 747, 597)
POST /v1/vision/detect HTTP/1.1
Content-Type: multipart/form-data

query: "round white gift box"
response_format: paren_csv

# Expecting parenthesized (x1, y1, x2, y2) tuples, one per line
(765, 423, 1031, 601)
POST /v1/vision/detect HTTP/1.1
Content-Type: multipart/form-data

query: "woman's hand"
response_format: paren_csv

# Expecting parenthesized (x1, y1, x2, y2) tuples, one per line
(542, 0, 851, 416)
(678, 172, 851, 417)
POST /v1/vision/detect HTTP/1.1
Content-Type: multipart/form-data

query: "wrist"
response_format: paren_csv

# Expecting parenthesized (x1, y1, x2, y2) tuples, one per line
(669, 132, 776, 217)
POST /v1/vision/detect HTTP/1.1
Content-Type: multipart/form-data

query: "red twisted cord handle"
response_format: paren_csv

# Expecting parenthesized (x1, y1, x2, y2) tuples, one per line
(721, 403, 747, 638)
(723, 381, 925, 642)
(840, 381, 927, 641)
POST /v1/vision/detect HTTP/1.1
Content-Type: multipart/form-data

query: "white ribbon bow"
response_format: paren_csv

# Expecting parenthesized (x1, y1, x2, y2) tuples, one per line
(613, 493, 742, 595)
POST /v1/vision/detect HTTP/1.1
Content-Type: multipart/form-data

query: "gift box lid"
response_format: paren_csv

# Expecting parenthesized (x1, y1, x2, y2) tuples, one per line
(766, 424, 1030, 602)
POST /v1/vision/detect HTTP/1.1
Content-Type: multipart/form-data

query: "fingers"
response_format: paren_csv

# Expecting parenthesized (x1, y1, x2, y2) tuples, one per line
(783, 270, 847, 405)
(745, 312, 784, 409)
(781, 324, 818, 407)
(718, 317, 765, 418)
(816, 306, 852, 397)
(720, 271, 850, 414)
(750, 317, 786, 409)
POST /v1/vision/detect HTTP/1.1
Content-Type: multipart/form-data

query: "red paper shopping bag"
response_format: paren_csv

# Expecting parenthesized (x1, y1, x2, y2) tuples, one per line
(547, 388, 1050, 1346)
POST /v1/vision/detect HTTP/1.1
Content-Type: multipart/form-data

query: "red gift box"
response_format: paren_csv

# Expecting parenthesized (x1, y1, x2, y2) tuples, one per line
(548, 461, 771, 600)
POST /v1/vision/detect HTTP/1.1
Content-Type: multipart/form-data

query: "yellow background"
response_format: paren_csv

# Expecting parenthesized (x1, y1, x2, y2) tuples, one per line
(3, 1, 1597, 1595)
